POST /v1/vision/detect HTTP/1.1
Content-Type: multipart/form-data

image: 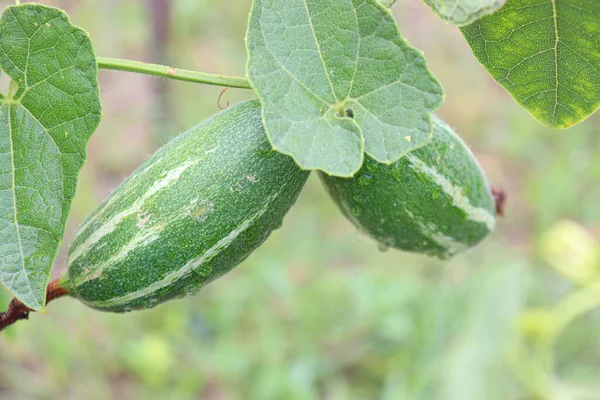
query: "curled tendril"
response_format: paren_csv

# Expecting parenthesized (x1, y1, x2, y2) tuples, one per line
(217, 87, 230, 110)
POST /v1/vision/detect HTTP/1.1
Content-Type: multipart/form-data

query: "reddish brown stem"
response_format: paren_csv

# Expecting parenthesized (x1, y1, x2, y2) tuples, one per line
(0, 279, 69, 332)
(492, 186, 507, 218)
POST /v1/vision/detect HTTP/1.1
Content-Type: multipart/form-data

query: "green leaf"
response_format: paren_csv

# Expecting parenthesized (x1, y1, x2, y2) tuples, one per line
(0, 4, 101, 310)
(246, 0, 443, 177)
(461, 0, 600, 128)
(423, 0, 506, 26)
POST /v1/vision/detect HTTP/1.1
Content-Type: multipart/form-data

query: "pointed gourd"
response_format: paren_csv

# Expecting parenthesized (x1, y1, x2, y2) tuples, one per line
(320, 116, 496, 259)
(64, 100, 309, 312)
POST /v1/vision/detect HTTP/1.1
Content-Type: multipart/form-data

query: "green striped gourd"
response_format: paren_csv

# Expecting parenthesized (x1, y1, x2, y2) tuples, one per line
(319, 116, 495, 259)
(64, 100, 309, 313)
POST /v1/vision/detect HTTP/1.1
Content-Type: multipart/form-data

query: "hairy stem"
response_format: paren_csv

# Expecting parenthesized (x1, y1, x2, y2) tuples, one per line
(97, 57, 252, 89)
(0, 278, 69, 332)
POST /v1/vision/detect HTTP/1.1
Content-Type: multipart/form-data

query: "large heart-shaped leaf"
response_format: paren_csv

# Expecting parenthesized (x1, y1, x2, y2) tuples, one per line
(246, 0, 443, 177)
(424, 0, 506, 26)
(0, 4, 101, 310)
(462, 0, 600, 128)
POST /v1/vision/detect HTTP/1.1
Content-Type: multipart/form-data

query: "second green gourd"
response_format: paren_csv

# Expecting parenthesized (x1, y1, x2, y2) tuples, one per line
(320, 116, 496, 259)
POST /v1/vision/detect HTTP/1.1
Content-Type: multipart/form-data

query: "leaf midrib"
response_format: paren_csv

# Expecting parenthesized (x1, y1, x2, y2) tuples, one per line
(347, 2, 361, 100)
(551, 0, 559, 124)
(258, 0, 427, 116)
(301, 0, 339, 103)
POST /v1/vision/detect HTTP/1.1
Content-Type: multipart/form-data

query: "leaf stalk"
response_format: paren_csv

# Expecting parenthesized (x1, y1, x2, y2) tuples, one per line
(97, 57, 252, 89)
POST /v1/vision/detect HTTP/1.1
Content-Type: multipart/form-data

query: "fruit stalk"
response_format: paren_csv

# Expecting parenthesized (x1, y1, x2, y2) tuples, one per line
(0, 279, 69, 332)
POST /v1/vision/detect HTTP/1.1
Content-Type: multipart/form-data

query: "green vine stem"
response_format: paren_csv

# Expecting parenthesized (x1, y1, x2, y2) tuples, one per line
(97, 57, 252, 89)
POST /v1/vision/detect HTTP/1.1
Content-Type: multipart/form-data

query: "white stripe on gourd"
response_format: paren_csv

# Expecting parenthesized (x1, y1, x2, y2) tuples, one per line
(69, 160, 196, 264)
(404, 208, 470, 254)
(405, 154, 495, 230)
(75, 154, 170, 235)
(81, 191, 279, 308)
(72, 222, 166, 286)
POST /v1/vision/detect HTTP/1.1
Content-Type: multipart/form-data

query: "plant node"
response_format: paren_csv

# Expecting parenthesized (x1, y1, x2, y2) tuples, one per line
(0, 279, 69, 332)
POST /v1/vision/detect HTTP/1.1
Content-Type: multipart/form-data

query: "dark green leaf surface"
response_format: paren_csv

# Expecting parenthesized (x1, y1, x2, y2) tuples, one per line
(246, 0, 443, 177)
(424, 0, 506, 26)
(462, 0, 600, 128)
(0, 5, 101, 310)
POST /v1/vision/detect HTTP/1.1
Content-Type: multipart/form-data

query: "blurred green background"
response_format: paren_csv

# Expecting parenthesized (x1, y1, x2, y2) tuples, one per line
(2, 0, 600, 399)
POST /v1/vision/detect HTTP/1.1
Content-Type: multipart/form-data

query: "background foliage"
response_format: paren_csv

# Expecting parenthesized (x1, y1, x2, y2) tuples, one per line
(1, 0, 600, 399)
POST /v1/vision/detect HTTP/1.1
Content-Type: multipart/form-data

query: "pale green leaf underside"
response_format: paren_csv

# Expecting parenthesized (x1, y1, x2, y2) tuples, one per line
(462, 0, 600, 128)
(424, 0, 506, 26)
(246, 0, 443, 177)
(0, 5, 101, 310)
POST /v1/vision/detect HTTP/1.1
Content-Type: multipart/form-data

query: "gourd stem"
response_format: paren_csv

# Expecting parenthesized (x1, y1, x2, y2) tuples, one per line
(0, 278, 69, 332)
(97, 57, 252, 89)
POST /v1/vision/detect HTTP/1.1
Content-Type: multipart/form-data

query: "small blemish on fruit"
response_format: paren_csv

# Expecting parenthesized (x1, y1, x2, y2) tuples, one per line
(189, 199, 214, 222)
(137, 211, 151, 228)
